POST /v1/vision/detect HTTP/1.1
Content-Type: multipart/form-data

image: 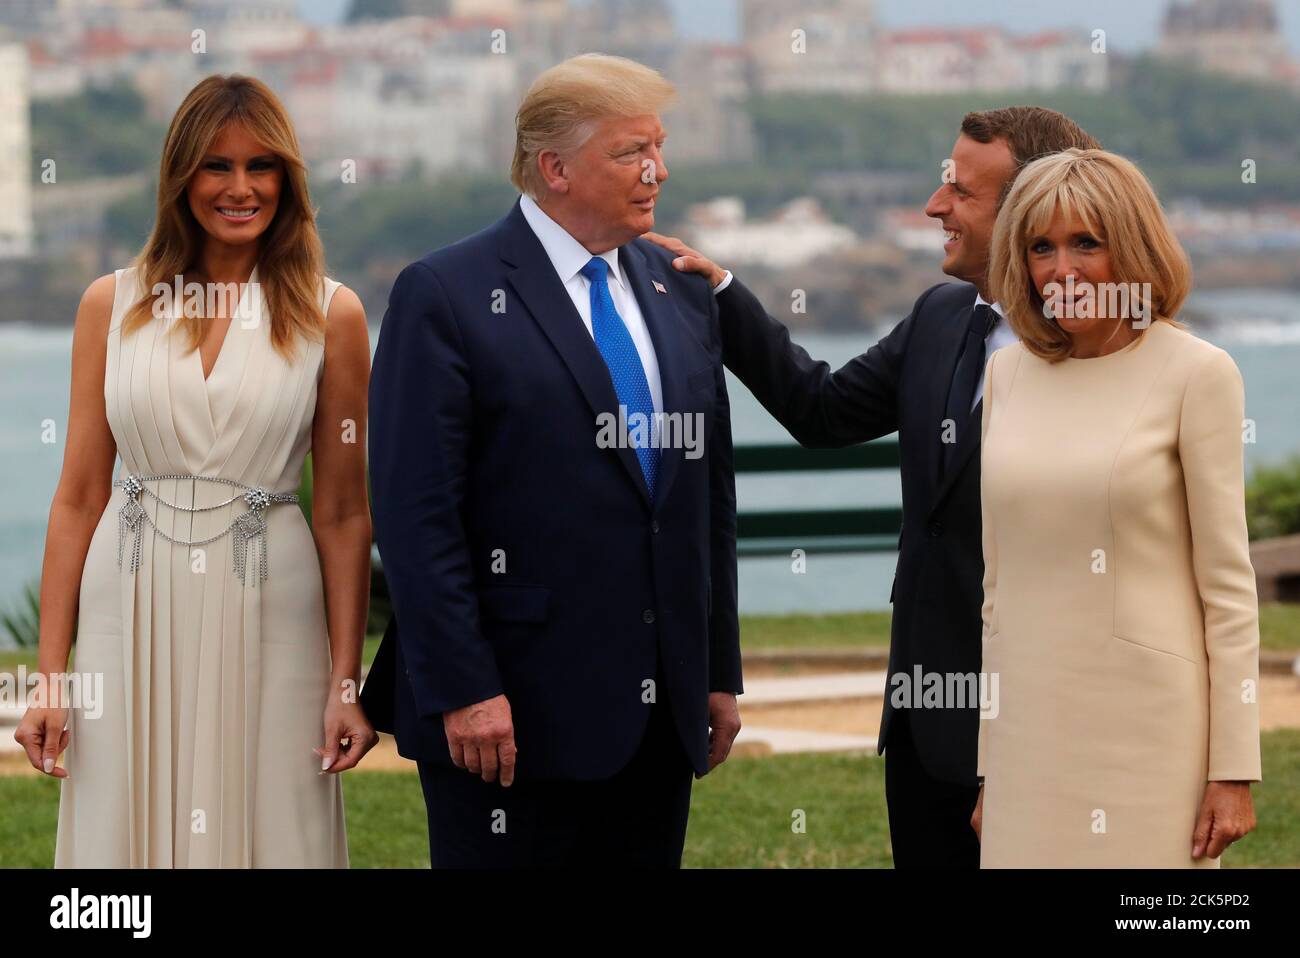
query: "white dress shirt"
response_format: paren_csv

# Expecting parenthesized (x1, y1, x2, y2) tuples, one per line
(974, 293, 1018, 413)
(519, 194, 663, 418)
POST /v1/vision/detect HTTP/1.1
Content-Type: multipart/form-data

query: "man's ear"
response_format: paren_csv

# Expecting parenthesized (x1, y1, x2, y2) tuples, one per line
(537, 150, 570, 196)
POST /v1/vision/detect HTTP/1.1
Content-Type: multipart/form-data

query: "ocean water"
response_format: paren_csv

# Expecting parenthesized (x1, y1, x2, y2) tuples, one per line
(1, 288, 1297, 636)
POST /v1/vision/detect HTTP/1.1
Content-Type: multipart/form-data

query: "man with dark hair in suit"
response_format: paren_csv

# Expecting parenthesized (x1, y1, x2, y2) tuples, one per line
(648, 106, 1100, 868)
(362, 53, 742, 868)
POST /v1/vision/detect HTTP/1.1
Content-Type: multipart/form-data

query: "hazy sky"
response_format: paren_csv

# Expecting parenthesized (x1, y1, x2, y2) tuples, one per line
(300, 0, 1300, 54)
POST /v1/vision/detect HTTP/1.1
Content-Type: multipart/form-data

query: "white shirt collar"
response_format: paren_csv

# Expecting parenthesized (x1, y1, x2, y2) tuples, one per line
(519, 193, 625, 290)
(974, 291, 1012, 341)
(973, 291, 1004, 317)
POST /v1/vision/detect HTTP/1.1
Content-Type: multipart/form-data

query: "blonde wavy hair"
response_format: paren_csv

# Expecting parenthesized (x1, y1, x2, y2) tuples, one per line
(510, 53, 676, 201)
(122, 74, 326, 359)
(989, 148, 1191, 363)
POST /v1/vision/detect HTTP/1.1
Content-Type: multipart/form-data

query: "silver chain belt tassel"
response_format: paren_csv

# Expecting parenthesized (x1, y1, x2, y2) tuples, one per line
(113, 473, 299, 586)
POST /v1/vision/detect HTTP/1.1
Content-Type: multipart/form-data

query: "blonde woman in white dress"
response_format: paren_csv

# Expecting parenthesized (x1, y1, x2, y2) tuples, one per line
(14, 75, 377, 867)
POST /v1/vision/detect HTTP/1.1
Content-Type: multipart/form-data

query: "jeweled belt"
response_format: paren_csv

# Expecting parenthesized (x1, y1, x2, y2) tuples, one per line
(113, 473, 299, 585)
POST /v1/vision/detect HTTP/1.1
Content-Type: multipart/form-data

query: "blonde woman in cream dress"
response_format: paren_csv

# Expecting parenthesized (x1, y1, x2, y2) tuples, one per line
(14, 75, 377, 867)
(972, 148, 1260, 867)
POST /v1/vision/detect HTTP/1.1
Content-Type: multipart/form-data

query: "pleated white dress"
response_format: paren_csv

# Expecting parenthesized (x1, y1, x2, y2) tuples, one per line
(55, 265, 349, 868)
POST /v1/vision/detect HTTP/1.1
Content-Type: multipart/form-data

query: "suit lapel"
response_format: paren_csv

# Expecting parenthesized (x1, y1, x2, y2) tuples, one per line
(498, 200, 652, 507)
(620, 242, 687, 511)
(928, 291, 980, 515)
(932, 399, 982, 509)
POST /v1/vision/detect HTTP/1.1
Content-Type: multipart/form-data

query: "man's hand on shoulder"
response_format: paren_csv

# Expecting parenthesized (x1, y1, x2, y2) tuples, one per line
(644, 232, 729, 290)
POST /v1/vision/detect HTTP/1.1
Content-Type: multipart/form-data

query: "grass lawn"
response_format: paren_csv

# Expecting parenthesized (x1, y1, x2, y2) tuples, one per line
(725, 603, 1300, 654)
(5, 607, 1298, 866)
(10, 603, 1297, 677)
(0, 649, 35, 672)
(1260, 603, 1300, 653)
(367, 612, 898, 662)
(357, 612, 898, 669)
(4, 729, 1298, 868)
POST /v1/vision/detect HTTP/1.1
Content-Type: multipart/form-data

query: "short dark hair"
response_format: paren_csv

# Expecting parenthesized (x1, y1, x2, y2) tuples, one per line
(961, 106, 1102, 204)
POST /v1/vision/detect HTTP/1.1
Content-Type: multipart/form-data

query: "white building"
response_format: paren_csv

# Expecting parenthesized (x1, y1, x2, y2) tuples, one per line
(875, 28, 1009, 93)
(684, 197, 857, 269)
(667, 43, 756, 166)
(1158, 0, 1292, 85)
(1014, 31, 1107, 92)
(251, 15, 520, 181)
(0, 44, 34, 259)
(876, 27, 1105, 94)
(881, 207, 944, 254)
(742, 0, 877, 94)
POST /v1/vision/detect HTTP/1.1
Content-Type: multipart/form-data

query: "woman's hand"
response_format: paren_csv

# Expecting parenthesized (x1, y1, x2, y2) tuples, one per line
(971, 785, 983, 843)
(315, 695, 378, 774)
(642, 233, 729, 289)
(1192, 781, 1256, 859)
(15, 706, 71, 778)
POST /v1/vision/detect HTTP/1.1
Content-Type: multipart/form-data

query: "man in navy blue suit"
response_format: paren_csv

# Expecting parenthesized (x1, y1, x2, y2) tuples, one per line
(361, 54, 743, 867)
(645, 107, 1100, 867)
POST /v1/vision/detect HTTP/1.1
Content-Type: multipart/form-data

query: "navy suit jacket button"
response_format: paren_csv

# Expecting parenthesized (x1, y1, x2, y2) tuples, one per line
(651, 520, 660, 534)
(928, 521, 944, 537)
(642, 609, 656, 624)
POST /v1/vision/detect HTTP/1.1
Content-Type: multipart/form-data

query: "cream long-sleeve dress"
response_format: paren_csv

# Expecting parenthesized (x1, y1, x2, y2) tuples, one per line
(977, 318, 1262, 868)
(54, 265, 348, 867)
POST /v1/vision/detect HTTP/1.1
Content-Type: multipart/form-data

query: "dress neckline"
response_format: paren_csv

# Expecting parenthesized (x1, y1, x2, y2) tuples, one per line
(194, 265, 259, 386)
(1062, 321, 1156, 362)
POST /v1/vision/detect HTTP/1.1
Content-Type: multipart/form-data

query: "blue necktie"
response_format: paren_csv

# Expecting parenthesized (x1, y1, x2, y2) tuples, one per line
(581, 256, 658, 498)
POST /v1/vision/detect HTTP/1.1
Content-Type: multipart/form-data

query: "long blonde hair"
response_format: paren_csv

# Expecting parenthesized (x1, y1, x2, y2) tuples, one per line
(989, 148, 1191, 363)
(123, 74, 326, 359)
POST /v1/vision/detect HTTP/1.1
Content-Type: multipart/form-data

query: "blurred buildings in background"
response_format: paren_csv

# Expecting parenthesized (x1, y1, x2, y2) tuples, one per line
(0, 0, 1298, 318)
(0, 0, 1142, 192)
(0, 42, 33, 259)
(1, 0, 1294, 194)
(1, 0, 759, 182)
(742, 0, 1107, 95)
(1158, 0, 1299, 85)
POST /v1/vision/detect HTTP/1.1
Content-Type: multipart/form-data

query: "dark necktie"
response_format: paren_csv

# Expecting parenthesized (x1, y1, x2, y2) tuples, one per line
(941, 303, 998, 475)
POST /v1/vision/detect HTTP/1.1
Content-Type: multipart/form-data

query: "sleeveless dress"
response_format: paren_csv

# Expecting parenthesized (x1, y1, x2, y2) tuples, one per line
(977, 319, 1262, 867)
(55, 265, 349, 868)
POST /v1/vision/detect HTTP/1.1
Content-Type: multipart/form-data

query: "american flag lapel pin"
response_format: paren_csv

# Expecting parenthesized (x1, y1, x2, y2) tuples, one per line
(652, 280, 667, 294)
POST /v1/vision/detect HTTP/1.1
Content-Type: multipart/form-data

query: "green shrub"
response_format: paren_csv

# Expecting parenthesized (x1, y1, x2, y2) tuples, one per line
(1247, 457, 1300, 540)
(0, 582, 40, 649)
